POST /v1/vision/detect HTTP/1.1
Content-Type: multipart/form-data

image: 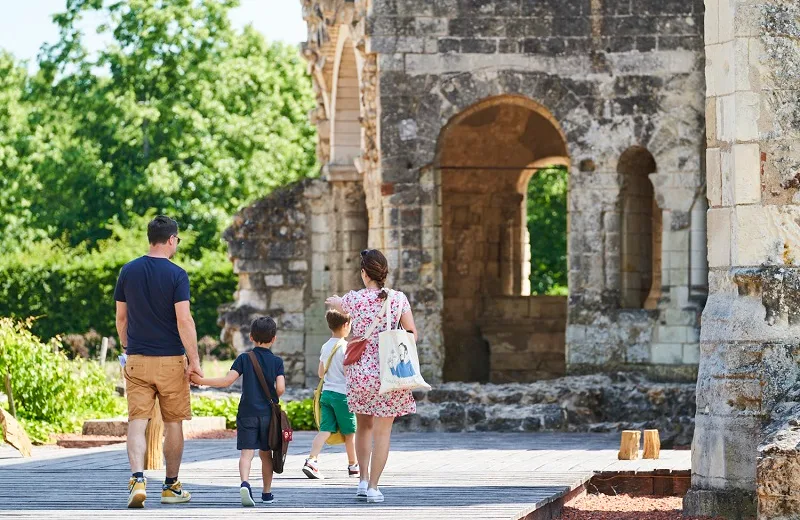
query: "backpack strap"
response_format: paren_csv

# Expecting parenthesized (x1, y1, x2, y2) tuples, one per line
(247, 351, 279, 406)
(321, 340, 344, 378)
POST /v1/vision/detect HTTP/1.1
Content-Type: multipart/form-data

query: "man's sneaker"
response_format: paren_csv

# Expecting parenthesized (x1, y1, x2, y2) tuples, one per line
(262, 492, 275, 504)
(356, 480, 368, 500)
(366, 487, 384, 503)
(302, 458, 323, 479)
(161, 481, 191, 504)
(127, 477, 147, 508)
(348, 463, 359, 477)
(240, 482, 255, 507)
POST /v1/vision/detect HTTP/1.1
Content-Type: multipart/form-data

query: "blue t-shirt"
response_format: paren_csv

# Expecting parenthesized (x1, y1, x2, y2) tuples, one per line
(113, 256, 190, 356)
(231, 348, 285, 418)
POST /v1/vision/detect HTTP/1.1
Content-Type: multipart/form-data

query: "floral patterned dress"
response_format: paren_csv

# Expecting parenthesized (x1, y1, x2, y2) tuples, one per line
(342, 288, 417, 417)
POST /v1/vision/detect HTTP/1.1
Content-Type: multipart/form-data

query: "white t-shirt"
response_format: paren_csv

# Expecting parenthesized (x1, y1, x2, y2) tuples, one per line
(319, 337, 347, 394)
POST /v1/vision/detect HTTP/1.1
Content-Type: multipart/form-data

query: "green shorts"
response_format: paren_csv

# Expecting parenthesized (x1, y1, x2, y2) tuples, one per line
(319, 390, 357, 435)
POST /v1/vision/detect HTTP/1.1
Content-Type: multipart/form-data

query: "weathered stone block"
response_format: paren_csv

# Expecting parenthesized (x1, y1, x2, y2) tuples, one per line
(270, 288, 306, 313)
(651, 343, 683, 365)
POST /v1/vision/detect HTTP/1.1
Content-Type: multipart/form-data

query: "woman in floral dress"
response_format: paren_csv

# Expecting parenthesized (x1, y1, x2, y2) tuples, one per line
(325, 249, 418, 504)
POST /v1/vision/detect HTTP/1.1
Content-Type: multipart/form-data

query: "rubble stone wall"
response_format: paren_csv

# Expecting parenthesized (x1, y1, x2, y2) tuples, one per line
(219, 177, 368, 387)
(395, 373, 696, 448)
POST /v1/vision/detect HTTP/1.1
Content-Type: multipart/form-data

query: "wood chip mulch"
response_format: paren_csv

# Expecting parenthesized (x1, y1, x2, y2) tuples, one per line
(559, 494, 725, 520)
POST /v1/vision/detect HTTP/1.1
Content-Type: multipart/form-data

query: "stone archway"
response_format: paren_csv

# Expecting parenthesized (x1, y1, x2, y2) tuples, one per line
(435, 95, 569, 383)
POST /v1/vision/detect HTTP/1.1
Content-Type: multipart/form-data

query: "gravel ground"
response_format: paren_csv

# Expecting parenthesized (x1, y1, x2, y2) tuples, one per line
(559, 494, 724, 520)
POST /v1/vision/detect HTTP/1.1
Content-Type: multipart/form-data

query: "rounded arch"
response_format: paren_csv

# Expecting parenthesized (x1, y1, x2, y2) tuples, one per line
(435, 94, 569, 168)
(617, 146, 661, 310)
(435, 94, 569, 383)
(330, 26, 362, 166)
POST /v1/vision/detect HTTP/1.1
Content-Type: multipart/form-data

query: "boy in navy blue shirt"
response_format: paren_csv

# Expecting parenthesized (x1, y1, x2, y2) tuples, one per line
(191, 317, 285, 506)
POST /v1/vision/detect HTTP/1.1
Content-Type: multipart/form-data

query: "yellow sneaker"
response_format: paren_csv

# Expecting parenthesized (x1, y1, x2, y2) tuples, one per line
(161, 481, 191, 504)
(127, 477, 147, 508)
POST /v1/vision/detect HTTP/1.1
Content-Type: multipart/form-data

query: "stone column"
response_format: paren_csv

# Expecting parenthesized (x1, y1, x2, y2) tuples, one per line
(685, 2, 800, 518)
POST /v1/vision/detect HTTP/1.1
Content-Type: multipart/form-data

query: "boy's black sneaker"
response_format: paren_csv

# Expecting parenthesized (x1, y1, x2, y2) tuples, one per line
(240, 482, 255, 507)
(262, 492, 275, 504)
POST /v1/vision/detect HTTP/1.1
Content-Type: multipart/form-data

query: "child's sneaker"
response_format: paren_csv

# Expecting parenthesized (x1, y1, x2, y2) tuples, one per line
(302, 458, 323, 479)
(366, 487, 384, 503)
(127, 476, 147, 508)
(161, 481, 191, 504)
(262, 492, 275, 504)
(356, 480, 368, 500)
(348, 463, 359, 477)
(240, 482, 255, 507)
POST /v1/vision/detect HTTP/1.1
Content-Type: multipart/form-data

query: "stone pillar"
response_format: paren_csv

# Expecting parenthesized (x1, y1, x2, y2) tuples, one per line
(685, 2, 800, 518)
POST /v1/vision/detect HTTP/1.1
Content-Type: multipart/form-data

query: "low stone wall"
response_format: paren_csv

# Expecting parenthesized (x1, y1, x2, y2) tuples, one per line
(482, 295, 567, 382)
(394, 373, 696, 447)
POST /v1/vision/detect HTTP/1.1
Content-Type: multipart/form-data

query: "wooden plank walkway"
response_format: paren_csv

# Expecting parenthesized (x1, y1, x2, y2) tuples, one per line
(0, 432, 690, 519)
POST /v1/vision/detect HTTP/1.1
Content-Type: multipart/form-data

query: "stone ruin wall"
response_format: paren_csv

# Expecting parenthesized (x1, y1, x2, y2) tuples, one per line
(366, 0, 708, 383)
(220, 0, 709, 388)
(219, 178, 368, 387)
(685, 2, 800, 519)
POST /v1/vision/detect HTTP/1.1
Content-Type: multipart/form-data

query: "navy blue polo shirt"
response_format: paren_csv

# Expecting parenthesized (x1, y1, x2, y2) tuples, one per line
(231, 348, 285, 418)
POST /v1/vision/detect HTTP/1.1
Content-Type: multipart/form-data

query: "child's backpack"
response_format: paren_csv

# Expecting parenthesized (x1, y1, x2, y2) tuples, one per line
(247, 351, 293, 473)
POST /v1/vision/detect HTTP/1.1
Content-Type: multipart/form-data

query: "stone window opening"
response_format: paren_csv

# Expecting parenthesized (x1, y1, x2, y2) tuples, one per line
(618, 146, 661, 310)
(329, 35, 360, 168)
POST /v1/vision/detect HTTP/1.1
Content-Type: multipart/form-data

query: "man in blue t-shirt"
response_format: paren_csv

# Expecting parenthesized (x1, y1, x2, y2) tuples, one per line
(114, 215, 203, 509)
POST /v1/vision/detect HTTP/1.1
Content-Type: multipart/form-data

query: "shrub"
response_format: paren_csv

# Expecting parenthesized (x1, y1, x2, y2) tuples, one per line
(192, 395, 239, 429)
(0, 237, 236, 355)
(0, 318, 125, 443)
(62, 330, 119, 359)
(191, 395, 315, 431)
(284, 398, 314, 431)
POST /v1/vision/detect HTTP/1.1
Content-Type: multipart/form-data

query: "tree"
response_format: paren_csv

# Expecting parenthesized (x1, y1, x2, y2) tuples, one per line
(2, 0, 317, 256)
(0, 52, 51, 251)
(526, 166, 568, 295)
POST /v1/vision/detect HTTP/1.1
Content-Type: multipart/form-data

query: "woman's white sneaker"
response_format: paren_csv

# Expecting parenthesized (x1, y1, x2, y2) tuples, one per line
(356, 480, 368, 500)
(366, 487, 384, 503)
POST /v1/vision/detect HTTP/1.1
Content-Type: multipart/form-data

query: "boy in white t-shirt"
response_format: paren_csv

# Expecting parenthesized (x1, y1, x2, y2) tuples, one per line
(302, 310, 358, 479)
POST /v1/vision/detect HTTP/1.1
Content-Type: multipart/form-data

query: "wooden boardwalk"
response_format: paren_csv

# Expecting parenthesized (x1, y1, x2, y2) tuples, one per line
(0, 432, 690, 519)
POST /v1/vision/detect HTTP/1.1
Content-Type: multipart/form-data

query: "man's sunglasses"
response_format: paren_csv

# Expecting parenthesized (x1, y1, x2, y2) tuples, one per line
(172, 235, 181, 244)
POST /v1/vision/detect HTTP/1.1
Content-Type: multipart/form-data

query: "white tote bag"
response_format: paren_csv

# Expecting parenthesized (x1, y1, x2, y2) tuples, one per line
(378, 291, 431, 395)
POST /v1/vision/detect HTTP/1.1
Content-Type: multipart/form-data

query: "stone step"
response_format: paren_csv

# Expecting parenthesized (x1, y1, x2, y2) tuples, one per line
(82, 416, 226, 437)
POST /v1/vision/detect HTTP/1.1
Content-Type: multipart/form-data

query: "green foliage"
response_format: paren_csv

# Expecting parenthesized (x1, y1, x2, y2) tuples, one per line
(527, 166, 569, 295)
(0, 318, 125, 443)
(191, 395, 315, 431)
(192, 395, 239, 429)
(1, 0, 317, 257)
(0, 221, 236, 345)
(284, 398, 314, 431)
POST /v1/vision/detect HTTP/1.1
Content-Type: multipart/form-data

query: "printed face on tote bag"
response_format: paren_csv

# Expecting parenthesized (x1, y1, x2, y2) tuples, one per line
(377, 291, 431, 395)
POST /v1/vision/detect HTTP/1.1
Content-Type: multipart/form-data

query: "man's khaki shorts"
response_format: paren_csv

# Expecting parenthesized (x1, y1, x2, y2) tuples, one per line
(124, 355, 192, 422)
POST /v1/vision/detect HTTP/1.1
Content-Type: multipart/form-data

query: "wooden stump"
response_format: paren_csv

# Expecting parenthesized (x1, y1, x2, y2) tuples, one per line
(0, 407, 33, 457)
(144, 400, 164, 470)
(618, 430, 641, 460)
(643, 429, 661, 459)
